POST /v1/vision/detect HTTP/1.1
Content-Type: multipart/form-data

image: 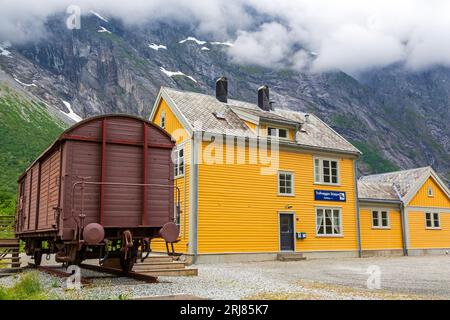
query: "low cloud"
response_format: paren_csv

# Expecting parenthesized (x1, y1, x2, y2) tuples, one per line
(1, 0, 450, 74)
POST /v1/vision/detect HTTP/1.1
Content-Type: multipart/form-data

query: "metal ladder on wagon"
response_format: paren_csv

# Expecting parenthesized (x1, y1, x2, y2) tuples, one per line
(0, 215, 21, 276)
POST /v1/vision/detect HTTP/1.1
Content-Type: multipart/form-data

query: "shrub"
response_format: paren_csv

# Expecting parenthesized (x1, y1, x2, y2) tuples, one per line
(0, 272, 48, 300)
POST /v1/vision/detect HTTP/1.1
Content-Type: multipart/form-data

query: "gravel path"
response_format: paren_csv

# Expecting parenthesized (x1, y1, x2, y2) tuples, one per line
(1, 255, 450, 300)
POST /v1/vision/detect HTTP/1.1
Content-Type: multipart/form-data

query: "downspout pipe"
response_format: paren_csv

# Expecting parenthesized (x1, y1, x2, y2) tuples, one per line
(188, 130, 200, 264)
(354, 160, 363, 258)
(393, 185, 408, 256)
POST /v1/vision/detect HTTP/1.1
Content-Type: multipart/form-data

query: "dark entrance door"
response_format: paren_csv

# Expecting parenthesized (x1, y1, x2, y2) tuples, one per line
(279, 213, 294, 251)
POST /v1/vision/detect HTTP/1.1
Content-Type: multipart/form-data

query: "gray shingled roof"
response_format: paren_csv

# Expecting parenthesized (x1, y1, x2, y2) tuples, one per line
(358, 181, 400, 201)
(358, 167, 431, 201)
(161, 87, 360, 154)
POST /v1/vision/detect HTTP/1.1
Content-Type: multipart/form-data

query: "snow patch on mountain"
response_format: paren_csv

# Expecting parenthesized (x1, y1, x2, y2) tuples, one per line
(61, 100, 82, 122)
(210, 41, 234, 47)
(98, 27, 112, 34)
(201, 47, 210, 51)
(90, 10, 109, 23)
(159, 67, 197, 83)
(14, 77, 37, 87)
(179, 37, 207, 45)
(149, 43, 167, 51)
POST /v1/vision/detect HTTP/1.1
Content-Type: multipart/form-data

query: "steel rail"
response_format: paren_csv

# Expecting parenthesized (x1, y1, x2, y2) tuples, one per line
(28, 263, 92, 285)
(79, 263, 158, 283)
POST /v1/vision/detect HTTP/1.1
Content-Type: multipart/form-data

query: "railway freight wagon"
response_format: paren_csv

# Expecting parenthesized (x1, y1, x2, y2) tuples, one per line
(15, 115, 180, 272)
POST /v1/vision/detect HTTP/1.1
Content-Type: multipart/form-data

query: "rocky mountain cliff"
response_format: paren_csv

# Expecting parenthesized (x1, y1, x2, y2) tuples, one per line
(0, 13, 448, 183)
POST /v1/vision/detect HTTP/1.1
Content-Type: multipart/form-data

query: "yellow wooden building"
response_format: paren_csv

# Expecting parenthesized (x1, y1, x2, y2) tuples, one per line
(358, 167, 450, 256)
(149, 78, 363, 263)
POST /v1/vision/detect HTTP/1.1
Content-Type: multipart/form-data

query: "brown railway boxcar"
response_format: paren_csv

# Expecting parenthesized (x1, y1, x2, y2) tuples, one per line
(15, 114, 180, 272)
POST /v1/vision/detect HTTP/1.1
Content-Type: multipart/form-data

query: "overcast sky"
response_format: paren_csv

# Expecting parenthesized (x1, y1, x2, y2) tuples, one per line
(1, 0, 450, 74)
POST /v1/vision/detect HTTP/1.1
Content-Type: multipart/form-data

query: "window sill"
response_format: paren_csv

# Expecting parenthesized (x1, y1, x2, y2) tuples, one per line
(278, 194, 295, 197)
(315, 234, 344, 238)
(314, 182, 341, 187)
(372, 227, 391, 230)
(174, 175, 185, 179)
(425, 227, 441, 230)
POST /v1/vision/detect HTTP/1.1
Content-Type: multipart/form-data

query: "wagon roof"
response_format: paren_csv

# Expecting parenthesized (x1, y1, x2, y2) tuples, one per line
(18, 114, 174, 181)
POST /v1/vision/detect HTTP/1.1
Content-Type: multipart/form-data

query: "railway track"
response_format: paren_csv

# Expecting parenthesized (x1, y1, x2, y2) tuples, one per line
(29, 264, 92, 285)
(80, 263, 158, 283)
(28, 263, 159, 285)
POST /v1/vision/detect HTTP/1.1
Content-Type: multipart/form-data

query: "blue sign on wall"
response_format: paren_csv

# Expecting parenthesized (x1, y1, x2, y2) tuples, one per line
(314, 190, 346, 202)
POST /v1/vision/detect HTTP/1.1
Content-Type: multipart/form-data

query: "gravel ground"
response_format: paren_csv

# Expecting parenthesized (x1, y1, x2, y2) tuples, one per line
(1, 255, 450, 300)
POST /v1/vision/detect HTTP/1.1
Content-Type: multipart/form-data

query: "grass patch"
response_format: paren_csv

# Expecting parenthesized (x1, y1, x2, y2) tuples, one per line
(0, 272, 49, 300)
(0, 84, 67, 215)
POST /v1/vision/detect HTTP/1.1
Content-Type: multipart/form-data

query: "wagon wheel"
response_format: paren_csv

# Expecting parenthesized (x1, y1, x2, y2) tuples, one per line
(119, 230, 136, 274)
(33, 250, 42, 267)
(119, 249, 137, 274)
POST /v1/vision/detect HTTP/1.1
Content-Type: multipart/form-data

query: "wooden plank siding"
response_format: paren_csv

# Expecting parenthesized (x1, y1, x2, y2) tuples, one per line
(408, 211, 450, 249)
(151, 99, 191, 253)
(197, 141, 358, 254)
(359, 206, 403, 250)
(409, 177, 450, 208)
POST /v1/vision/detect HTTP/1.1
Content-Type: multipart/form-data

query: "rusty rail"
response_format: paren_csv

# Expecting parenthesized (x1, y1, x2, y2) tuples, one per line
(29, 264, 92, 285)
(79, 263, 158, 283)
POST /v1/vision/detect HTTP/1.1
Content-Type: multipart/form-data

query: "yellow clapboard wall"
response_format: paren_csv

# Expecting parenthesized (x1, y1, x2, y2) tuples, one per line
(151, 99, 191, 253)
(409, 177, 450, 208)
(407, 177, 450, 249)
(408, 211, 450, 249)
(197, 141, 358, 254)
(359, 207, 403, 250)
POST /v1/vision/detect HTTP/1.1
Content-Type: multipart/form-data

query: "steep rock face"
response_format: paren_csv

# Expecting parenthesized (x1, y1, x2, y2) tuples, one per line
(0, 14, 448, 182)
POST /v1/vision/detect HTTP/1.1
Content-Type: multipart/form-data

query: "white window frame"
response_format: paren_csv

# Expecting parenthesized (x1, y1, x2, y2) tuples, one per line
(315, 207, 343, 237)
(160, 111, 166, 129)
(314, 157, 340, 185)
(278, 171, 295, 196)
(267, 126, 289, 139)
(427, 186, 434, 197)
(174, 147, 185, 179)
(425, 212, 441, 230)
(371, 209, 390, 229)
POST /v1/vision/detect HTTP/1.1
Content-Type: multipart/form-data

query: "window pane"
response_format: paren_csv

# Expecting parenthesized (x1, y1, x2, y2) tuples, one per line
(333, 213, 340, 234)
(268, 128, 276, 136)
(372, 211, 379, 227)
(317, 210, 324, 234)
(426, 213, 432, 227)
(323, 161, 330, 182)
(325, 209, 332, 234)
(279, 129, 287, 138)
(381, 211, 388, 227)
(433, 213, 440, 228)
(314, 159, 320, 182)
